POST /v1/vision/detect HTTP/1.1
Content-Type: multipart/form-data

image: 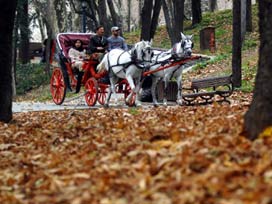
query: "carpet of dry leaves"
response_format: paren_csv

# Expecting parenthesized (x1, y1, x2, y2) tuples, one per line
(2, 94, 272, 204)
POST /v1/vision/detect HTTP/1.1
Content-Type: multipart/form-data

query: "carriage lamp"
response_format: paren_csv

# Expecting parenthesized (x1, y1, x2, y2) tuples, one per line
(81, 0, 87, 33)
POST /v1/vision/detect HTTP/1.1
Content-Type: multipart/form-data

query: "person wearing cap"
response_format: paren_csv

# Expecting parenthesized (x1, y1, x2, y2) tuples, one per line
(87, 25, 108, 61)
(107, 26, 128, 51)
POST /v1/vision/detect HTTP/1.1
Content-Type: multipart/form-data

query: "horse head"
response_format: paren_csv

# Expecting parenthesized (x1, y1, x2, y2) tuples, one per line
(172, 32, 194, 59)
(133, 40, 154, 62)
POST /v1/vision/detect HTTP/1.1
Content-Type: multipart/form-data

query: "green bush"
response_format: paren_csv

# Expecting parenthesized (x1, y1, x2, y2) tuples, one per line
(16, 63, 51, 95)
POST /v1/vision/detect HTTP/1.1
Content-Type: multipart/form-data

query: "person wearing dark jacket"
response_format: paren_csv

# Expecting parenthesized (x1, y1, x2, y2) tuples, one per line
(88, 26, 108, 61)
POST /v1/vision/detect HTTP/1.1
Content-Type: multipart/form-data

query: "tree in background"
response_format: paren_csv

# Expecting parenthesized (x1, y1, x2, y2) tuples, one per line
(191, 0, 202, 26)
(162, 0, 184, 45)
(18, 0, 29, 64)
(232, 0, 242, 87)
(210, 0, 217, 12)
(0, 0, 17, 122)
(246, 0, 252, 32)
(140, 0, 162, 41)
(244, 0, 272, 140)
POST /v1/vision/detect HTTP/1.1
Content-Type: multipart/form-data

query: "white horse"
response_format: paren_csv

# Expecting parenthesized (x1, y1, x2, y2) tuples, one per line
(97, 40, 153, 107)
(149, 32, 194, 106)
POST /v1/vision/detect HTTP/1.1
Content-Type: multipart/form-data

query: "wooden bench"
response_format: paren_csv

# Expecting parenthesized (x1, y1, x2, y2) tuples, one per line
(182, 75, 233, 105)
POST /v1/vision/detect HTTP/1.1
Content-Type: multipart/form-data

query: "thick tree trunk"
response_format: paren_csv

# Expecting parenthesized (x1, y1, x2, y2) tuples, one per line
(140, 0, 153, 41)
(0, 1, 17, 123)
(173, 0, 184, 43)
(192, 0, 202, 26)
(244, 1, 272, 140)
(18, 0, 29, 64)
(246, 0, 252, 32)
(232, 0, 242, 87)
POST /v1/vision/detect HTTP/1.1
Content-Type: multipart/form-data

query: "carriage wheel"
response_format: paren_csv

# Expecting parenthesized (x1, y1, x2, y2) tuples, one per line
(124, 82, 136, 107)
(85, 78, 98, 106)
(50, 67, 66, 105)
(97, 85, 108, 105)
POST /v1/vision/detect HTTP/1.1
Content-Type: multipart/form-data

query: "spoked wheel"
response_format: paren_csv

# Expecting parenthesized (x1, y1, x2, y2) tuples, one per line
(124, 82, 136, 107)
(85, 77, 98, 106)
(97, 84, 108, 105)
(50, 67, 66, 105)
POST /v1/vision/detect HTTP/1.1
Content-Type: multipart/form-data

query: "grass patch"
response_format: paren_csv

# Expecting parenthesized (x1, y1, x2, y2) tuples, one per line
(16, 63, 51, 95)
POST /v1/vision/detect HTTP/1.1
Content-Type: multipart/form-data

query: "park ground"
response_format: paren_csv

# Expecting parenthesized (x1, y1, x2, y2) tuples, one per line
(2, 6, 272, 204)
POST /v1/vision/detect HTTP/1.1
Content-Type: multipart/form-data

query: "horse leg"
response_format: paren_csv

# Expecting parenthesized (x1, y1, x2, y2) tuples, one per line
(134, 77, 143, 107)
(163, 76, 171, 106)
(125, 74, 136, 105)
(151, 76, 159, 107)
(104, 76, 117, 107)
(176, 74, 183, 106)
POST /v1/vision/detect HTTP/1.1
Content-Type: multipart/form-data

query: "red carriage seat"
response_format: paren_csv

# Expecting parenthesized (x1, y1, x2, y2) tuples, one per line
(56, 33, 95, 60)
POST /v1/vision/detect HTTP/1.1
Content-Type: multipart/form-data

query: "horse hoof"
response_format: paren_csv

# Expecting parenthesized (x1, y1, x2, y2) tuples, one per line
(163, 102, 167, 106)
(153, 103, 159, 107)
(104, 104, 109, 108)
(135, 102, 142, 107)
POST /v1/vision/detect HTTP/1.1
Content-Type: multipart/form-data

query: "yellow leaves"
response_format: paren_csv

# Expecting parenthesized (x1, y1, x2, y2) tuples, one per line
(259, 126, 272, 138)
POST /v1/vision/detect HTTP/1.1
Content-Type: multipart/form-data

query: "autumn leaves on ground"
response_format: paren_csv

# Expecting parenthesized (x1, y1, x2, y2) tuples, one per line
(2, 98, 272, 203)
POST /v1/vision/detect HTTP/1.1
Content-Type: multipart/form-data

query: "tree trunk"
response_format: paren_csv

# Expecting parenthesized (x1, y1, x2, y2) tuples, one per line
(54, 0, 67, 33)
(246, 0, 252, 32)
(107, 0, 120, 27)
(192, 0, 202, 26)
(210, 0, 217, 12)
(140, 0, 153, 41)
(0, 0, 17, 123)
(244, 0, 272, 140)
(12, 11, 19, 97)
(127, 0, 131, 32)
(97, 0, 110, 35)
(173, 0, 184, 43)
(18, 0, 29, 64)
(232, 0, 242, 87)
(150, 0, 162, 40)
(162, 0, 175, 45)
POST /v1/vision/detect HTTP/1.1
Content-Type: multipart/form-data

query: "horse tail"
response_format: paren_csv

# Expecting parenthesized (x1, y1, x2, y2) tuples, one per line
(97, 54, 108, 73)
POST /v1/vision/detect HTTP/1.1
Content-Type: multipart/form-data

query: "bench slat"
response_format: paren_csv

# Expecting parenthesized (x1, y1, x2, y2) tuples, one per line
(191, 76, 232, 89)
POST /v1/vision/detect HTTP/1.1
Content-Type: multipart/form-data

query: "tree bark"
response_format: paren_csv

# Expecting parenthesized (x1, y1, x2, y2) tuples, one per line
(232, 0, 242, 87)
(97, 0, 110, 35)
(150, 0, 162, 40)
(210, 0, 217, 12)
(18, 0, 29, 64)
(163, 0, 184, 45)
(192, 0, 202, 26)
(140, 0, 153, 41)
(0, 0, 17, 123)
(246, 0, 252, 32)
(107, 0, 120, 27)
(244, 0, 272, 140)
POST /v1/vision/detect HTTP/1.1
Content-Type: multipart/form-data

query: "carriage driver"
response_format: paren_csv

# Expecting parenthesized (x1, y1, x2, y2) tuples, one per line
(87, 25, 108, 61)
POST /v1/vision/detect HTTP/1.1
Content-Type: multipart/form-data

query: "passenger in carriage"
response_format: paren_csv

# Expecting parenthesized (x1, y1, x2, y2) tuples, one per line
(87, 25, 108, 61)
(68, 39, 86, 72)
(107, 26, 128, 51)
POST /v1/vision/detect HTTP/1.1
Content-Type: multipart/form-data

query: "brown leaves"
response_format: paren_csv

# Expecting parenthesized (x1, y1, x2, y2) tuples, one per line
(1, 104, 272, 203)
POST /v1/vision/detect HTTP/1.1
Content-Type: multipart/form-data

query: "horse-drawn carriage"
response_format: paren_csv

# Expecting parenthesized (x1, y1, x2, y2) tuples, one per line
(50, 32, 233, 107)
(50, 33, 135, 106)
